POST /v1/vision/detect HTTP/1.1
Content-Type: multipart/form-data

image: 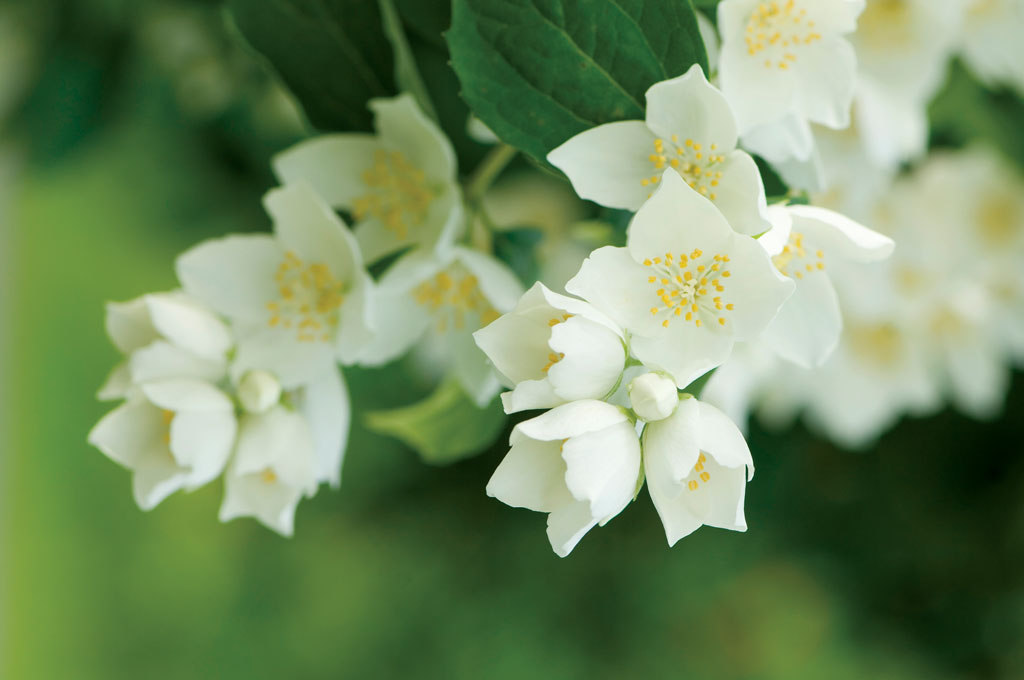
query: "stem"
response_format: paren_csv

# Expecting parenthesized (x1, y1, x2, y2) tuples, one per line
(465, 144, 517, 203)
(377, 0, 438, 123)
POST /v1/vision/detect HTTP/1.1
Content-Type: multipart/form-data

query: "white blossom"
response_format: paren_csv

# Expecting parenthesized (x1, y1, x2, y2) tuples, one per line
(486, 400, 641, 557)
(273, 93, 462, 262)
(473, 282, 626, 413)
(567, 168, 793, 388)
(547, 64, 771, 235)
(959, 0, 1024, 94)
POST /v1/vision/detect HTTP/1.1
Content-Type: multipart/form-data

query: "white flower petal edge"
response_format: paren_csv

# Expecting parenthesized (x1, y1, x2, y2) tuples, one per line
(474, 282, 626, 414)
(487, 400, 641, 557)
(567, 169, 793, 387)
(643, 395, 754, 546)
(219, 405, 318, 538)
(548, 65, 770, 234)
(272, 93, 461, 261)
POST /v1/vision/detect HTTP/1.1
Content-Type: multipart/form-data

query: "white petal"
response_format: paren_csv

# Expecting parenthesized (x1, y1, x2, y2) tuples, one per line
(474, 311, 551, 385)
(627, 168, 733, 264)
(231, 327, 337, 389)
(272, 134, 380, 208)
(169, 408, 236, 488)
(547, 316, 625, 401)
(501, 379, 563, 414)
(515, 400, 628, 442)
(264, 182, 363, 282)
(740, 114, 815, 163)
(176, 234, 283, 322)
(132, 462, 191, 512)
(643, 437, 702, 545)
(219, 472, 304, 537)
(762, 270, 842, 368)
(370, 93, 457, 182)
(450, 330, 501, 407)
(792, 38, 857, 129)
(645, 63, 738, 152)
(718, 42, 796, 133)
(546, 500, 600, 557)
(486, 436, 571, 513)
(546, 121, 657, 211)
(130, 340, 226, 385)
(105, 297, 158, 354)
(641, 395, 701, 493)
(561, 420, 641, 521)
(354, 183, 464, 263)
(698, 458, 748, 531)
(789, 205, 895, 263)
(565, 246, 663, 336)
(716, 233, 795, 340)
(631, 324, 733, 389)
(336, 272, 377, 365)
(696, 399, 754, 472)
(140, 379, 233, 413)
(88, 399, 167, 469)
(710, 151, 771, 236)
(97, 361, 133, 401)
(232, 407, 317, 491)
(144, 292, 232, 360)
(298, 364, 350, 487)
(455, 246, 524, 313)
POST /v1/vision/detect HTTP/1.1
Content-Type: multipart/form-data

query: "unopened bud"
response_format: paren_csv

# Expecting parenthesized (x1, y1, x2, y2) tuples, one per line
(628, 372, 678, 422)
(237, 370, 282, 414)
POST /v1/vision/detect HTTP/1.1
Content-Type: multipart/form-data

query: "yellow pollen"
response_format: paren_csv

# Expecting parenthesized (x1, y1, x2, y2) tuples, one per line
(261, 468, 278, 484)
(267, 252, 345, 343)
(352, 149, 435, 240)
(414, 265, 499, 332)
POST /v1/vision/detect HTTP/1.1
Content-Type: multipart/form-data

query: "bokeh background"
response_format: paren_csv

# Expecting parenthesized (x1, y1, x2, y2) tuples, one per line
(2, 1, 1024, 678)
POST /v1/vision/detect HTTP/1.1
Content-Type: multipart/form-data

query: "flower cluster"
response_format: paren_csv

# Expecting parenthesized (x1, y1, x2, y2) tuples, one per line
(90, 95, 523, 535)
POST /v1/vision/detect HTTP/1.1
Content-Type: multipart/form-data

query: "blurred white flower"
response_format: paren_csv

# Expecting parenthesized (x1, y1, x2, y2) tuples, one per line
(486, 400, 641, 557)
(88, 379, 237, 510)
(567, 169, 793, 388)
(359, 246, 524, 406)
(643, 394, 754, 545)
(273, 93, 462, 262)
(718, 0, 864, 134)
(959, 0, 1024, 94)
(98, 291, 232, 400)
(548, 64, 770, 235)
(220, 405, 318, 537)
(176, 182, 374, 386)
(473, 282, 626, 414)
(759, 203, 894, 367)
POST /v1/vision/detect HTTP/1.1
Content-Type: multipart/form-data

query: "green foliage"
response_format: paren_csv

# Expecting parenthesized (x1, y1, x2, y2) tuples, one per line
(364, 378, 508, 465)
(445, 0, 708, 163)
(493, 226, 544, 286)
(226, 0, 396, 132)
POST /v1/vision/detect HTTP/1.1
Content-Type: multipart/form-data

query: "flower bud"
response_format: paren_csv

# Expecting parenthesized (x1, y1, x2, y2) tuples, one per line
(628, 372, 678, 422)
(237, 370, 282, 414)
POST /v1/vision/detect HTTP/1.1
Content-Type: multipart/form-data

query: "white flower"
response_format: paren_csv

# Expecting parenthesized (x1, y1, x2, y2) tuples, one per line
(627, 372, 679, 422)
(88, 379, 237, 510)
(642, 394, 754, 545)
(960, 0, 1024, 94)
(235, 365, 350, 488)
(567, 168, 794, 388)
(272, 93, 462, 263)
(547, 64, 770, 235)
(98, 291, 232, 400)
(717, 0, 864, 133)
(486, 400, 641, 557)
(359, 246, 524, 406)
(473, 282, 626, 414)
(219, 405, 318, 537)
(758, 203, 894, 367)
(176, 182, 374, 386)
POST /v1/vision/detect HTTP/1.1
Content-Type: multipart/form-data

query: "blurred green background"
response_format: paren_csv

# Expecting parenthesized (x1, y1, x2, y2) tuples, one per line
(2, 1, 1024, 678)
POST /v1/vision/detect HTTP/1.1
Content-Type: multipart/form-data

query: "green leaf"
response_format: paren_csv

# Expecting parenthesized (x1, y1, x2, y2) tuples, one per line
(363, 378, 507, 465)
(445, 0, 708, 163)
(226, 0, 397, 132)
(377, 0, 438, 122)
(493, 226, 544, 286)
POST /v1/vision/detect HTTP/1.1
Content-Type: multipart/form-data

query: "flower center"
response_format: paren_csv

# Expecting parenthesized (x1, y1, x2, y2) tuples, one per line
(260, 468, 278, 484)
(643, 249, 734, 329)
(771, 231, 825, 279)
(687, 452, 712, 491)
(414, 266, 500, 333)
(643, 136, 725, 200)
(847, 323, 902, 367)
(977, 193, 1020, 247)
(352, 150, 435, 240)
(743, 0, 822, 70)
(265, 250, 345, 343)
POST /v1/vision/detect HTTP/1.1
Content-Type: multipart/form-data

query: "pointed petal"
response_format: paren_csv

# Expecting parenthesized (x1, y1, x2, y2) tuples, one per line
(561, 420, 640, 520)
(105, 297, 158, 354)
(370, 93, 457, 182)
(231, 327, 337, 389)
(515, 399, 628, 442)
(501, 379, 563, 414)
(645, 63, 738, 151)
(762, 270, 842, 368)
(130, 340, 226, 385)
(176, 234, 283, 322)
(547, 121, 657, 211)
(139, 379, 233, 413)
(546, 499, 600, 557)
(789, 205, 895, 263)
(631, 325, 733, 389)
(170, 409, 236, 488)
(709, 151, 772, 236)
(298, 364, 350, 487)
(696, 399, 754, 472)
(547, 316, 625, 401)
(486, 436, 571, 513)
(565, 246, 662, 336)
(144, 293, 232, 360)
(272, 134, 380, 208)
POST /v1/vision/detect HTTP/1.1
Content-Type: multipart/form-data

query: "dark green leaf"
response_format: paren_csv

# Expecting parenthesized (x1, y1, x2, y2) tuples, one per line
(492, 226, 544, 286)
(445, 0, 708, 162)
(226, 0, 397, 132)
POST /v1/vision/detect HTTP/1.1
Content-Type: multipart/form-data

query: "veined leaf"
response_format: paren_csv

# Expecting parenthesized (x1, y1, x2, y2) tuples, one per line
(446, 0, 707, 162)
